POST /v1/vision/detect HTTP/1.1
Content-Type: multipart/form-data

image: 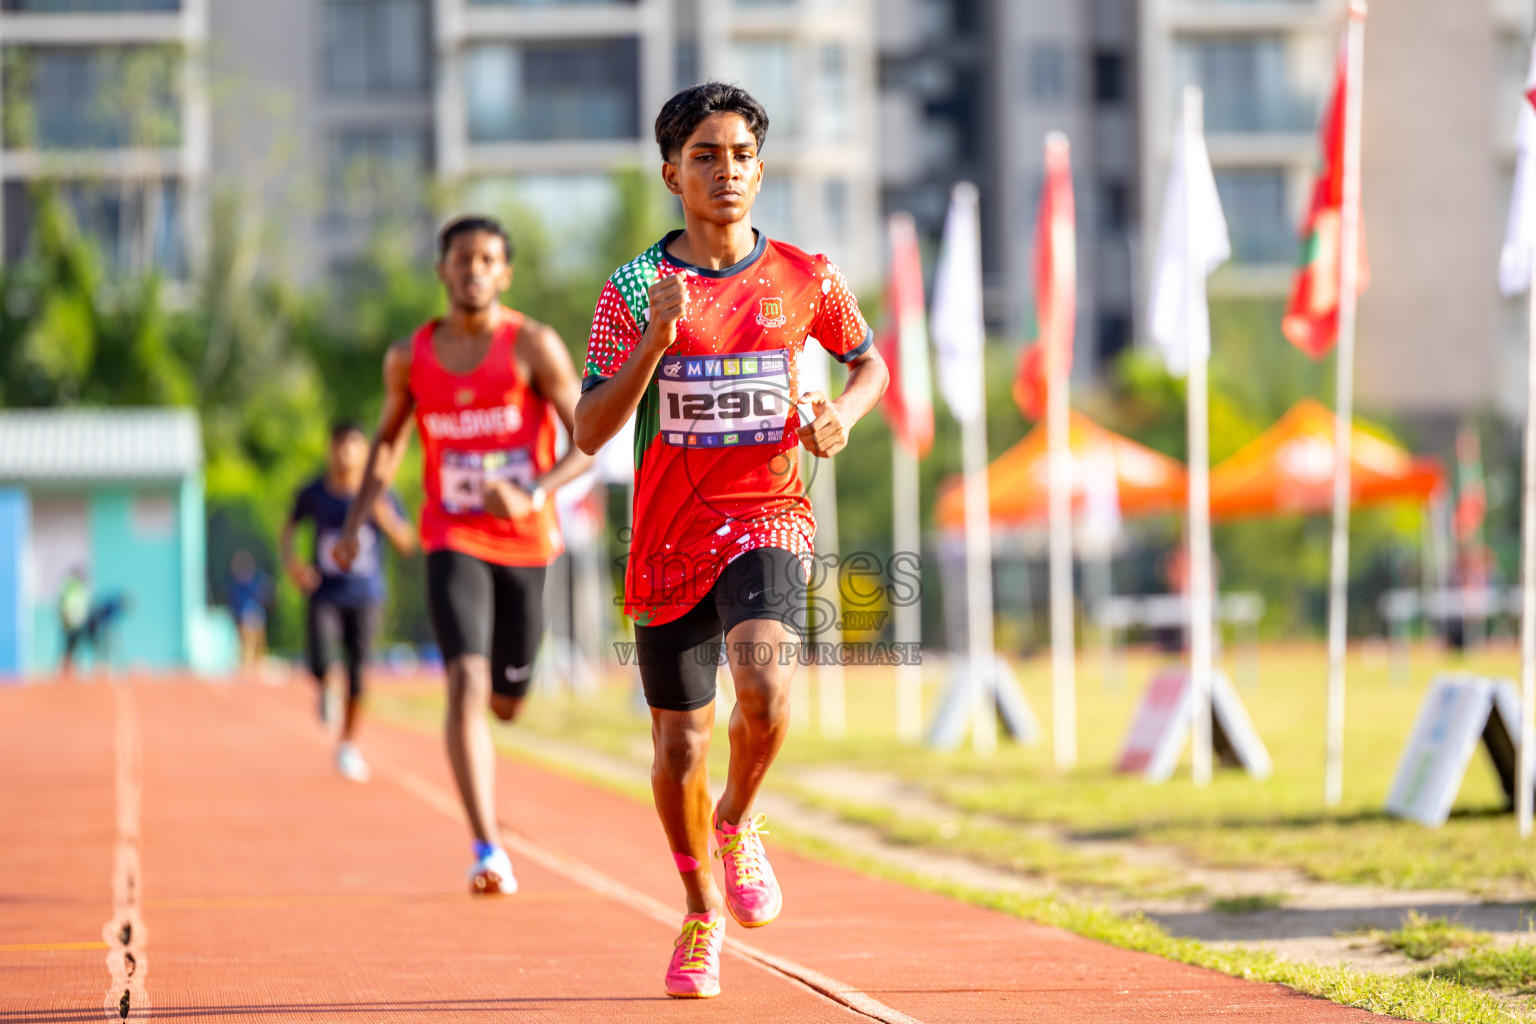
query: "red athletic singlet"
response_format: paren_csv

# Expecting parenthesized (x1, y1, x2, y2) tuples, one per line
(411, 309, 562, 567)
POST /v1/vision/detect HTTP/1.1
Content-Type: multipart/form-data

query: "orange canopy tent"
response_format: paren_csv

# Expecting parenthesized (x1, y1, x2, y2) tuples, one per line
(1209, 399, 1443, 520)
(935, 410, 1187, 529)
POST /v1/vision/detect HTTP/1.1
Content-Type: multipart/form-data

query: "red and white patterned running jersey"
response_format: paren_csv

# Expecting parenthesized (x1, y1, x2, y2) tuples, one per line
(583, 231, 873, 626)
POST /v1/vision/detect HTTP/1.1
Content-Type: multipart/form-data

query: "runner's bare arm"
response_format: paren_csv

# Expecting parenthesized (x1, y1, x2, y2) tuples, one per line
(573, 273, 688, 455)
(335, 341, 415, 569)
(371, 494, 418, 556)
(277, 518, 320, 594)
(484, 321, 594, 519)
(798, 346, 889, 458)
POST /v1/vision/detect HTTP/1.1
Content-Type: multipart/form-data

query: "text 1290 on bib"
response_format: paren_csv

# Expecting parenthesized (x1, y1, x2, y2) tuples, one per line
(657, 349, 792, 448)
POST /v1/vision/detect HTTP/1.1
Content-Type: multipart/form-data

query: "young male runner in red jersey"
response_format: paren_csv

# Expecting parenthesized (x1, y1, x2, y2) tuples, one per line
(334, 216, 591, 893)
(574, 83, 888, 998)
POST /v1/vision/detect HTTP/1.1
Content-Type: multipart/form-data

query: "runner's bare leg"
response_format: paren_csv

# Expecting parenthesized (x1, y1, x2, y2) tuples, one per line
(716, 617, 796, 825)
(444, 655, 499, 844)
(651, 703, 723, 914)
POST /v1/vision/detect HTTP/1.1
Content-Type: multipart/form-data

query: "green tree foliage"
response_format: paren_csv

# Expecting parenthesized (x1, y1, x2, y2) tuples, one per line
(1092, 298, 1423, 636)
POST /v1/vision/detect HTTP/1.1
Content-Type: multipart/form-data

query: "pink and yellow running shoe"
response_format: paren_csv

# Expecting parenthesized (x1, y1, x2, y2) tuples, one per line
(664, 909, 724, 998)
(713, 809, 782, 928)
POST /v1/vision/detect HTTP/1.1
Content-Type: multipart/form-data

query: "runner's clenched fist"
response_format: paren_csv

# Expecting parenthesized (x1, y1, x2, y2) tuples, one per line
(796, 391, 849, 458)
(647, 273, 689, 347)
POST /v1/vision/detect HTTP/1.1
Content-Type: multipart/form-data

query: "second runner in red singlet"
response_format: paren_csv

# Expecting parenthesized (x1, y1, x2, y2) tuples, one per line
(336, 215, 592, 896)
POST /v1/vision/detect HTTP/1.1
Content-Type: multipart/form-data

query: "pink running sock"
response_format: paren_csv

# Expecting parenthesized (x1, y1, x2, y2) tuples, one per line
(672, 851, 700, 872)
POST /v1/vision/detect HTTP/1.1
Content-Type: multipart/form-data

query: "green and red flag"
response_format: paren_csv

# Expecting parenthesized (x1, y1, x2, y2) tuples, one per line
(1281, 40, 1369, 359)
(1014, 136, 1077, 419)
(875, 213, 935, 456)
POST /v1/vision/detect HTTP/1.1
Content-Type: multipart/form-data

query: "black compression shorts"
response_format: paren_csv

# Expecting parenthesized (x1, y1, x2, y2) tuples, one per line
(633, 547, 808, 712)
(426, 549, 547, 698)
(305, 599, 381, 699)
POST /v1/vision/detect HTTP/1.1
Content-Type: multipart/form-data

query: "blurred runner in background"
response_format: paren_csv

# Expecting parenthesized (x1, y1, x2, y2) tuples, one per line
(58, 567, 90, 677)
(334, 216, 591, 890)
(226, 550, 272, 672)
(574, 83, 887, 999)
(282, 422, 416, 782)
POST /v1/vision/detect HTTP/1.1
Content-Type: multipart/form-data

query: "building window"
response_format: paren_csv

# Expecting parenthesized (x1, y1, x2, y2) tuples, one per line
(1214, 168, 1294, 264)
(1028, 43, 1068, 103)
(813, 44, 849, 142)
(675, 40, 701, 91)
(465, 38, 640, 142)
(1098, 179, 1129, 238)
(468, 0, 634, 5)
(467, 174, 619, 273)
(2, 44, 181, 150)
(4, 178, 184, 275)
(322, 0, 429, 97)
(1096, 311, 1131, 364)
(328, 126, 430, 226)
(729, 40, 798, 139)
(754, 176, 794, 241)
(2, 0, 178, 9)
(1093, 50, 1127, 106)
(1172, 34, 1316, 134)
(824, 178, 847, 239)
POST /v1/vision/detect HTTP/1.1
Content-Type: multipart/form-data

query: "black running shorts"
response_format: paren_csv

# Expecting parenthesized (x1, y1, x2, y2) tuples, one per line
(633, 547, 808, 712)
(426, 549, 547, 698)
(306, 599, 381, 698)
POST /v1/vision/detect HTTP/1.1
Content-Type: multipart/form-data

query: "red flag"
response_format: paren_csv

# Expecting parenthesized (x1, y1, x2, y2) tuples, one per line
(1014, 135, 1077, 419)
(1282, 38, 1369, 359)
(1453, 423, 1486, 544)
(875, 213, 934, 456)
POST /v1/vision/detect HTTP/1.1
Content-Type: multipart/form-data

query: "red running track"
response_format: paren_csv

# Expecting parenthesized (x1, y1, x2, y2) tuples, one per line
(1, 678, 1409, 1023)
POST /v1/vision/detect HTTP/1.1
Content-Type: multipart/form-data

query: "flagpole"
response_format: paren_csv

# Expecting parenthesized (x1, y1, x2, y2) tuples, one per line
(1324, 0, 1367, 809)
(893, 439, 924, 741)
(949, 183, 997, 756)
(1184, 86, 1215, 788)
(803, 345, 846, 739)
(812, 456, 847, 739)
(1045, 134, 1077, 772)
(1520, 256, 1536, 838)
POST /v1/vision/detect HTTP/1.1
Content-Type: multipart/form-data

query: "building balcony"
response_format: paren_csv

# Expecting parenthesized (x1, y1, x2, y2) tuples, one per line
(450, 0, 648, 40)
(0, 5, 195, 44)
(1164, 0, 1335, 34)
(0, 146, 187, 178)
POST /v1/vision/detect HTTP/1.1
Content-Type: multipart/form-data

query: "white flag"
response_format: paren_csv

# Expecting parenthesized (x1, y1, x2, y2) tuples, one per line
(1079, 442, 1122, 554)
(930, 183, 986, 423)
(1502, 40, 1536, 298)
(1149, 88, 1231, 376)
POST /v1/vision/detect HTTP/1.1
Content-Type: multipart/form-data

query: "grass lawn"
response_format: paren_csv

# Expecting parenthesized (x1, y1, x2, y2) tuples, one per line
(373, 639, 1536, 895)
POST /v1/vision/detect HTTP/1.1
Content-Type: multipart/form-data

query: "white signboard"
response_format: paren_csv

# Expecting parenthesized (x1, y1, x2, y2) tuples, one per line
(1386, 674, 1530, 827)
(1115, 668, 1272, 783)
(927, 655, 1041, 750)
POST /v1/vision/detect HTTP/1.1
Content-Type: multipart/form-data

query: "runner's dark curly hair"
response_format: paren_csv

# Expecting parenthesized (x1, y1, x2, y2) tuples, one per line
(437, 215, 514, 263)
(654, 82, 770, 163)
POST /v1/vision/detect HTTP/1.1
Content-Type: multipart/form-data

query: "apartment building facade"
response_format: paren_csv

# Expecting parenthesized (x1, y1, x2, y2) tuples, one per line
(1140, 0, 1521, 419)
(877, 0, 1140, 381)
(0, 0, 209, 276)
(435, 0, 879, 283)
(4, 0, 882, 285)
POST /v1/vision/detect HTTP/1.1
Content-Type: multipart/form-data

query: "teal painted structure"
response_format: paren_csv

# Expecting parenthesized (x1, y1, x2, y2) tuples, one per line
(0, 409, 236, 678)
(0, 489, 26, 676)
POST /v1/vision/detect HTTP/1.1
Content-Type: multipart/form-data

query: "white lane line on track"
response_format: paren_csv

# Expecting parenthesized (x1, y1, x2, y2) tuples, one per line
(104, 683, 147, 1021)
(370, 749, 925, 1024)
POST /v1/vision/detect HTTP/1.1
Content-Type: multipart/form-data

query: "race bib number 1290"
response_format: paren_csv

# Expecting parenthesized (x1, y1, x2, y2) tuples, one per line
(657, 349, 792, 448)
